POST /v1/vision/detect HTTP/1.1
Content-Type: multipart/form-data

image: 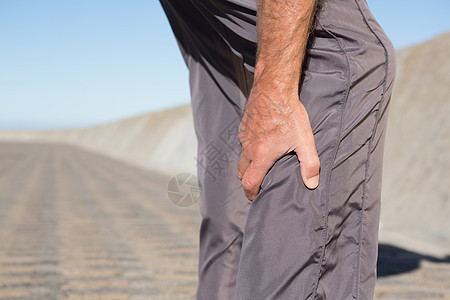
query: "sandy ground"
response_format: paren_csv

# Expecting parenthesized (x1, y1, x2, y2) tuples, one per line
(0, 142, 448, 299)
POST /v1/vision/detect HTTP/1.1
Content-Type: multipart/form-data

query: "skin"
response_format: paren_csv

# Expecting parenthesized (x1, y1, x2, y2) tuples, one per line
(238, 0, 320, 201)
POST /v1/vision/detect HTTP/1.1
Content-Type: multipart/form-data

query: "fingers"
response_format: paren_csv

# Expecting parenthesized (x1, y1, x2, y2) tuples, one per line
(239, 157, 273, 201)
(237, 155, 250, 180)
(300, 156, 320, 189)
(239, 148, 320, 201)
(295, 139, 320, 190)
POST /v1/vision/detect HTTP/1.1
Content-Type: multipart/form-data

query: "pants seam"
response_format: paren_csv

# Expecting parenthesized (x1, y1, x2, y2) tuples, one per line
(310, 19, 352, 300)
(352, 0, 391, 298)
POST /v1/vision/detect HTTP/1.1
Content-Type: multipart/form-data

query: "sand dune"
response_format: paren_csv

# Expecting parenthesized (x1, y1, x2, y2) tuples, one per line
(1, 33, 449, 255)
(0, 105, 198, 177)
(379, 32, 450, 255)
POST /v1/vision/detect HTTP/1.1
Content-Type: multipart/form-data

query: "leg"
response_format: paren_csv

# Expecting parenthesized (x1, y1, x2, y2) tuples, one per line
(191, 58, 250, 300)
(234, 0, 396, 299)
(160, 1, 257, 298)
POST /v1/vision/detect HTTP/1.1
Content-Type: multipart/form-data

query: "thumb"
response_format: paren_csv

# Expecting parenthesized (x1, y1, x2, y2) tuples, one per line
(295, 145, 320, 190)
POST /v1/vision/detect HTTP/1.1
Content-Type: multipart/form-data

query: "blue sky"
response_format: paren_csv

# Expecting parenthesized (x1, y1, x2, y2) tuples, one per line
(1, 1, 449, 129)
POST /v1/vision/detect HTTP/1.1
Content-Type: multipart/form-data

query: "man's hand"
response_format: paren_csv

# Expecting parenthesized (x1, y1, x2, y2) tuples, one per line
(237, 0, 319, 201)
(238, 87, 320, 201)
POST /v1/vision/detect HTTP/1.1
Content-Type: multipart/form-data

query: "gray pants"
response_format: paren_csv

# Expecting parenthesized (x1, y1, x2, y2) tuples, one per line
(160, 0, 396, 299)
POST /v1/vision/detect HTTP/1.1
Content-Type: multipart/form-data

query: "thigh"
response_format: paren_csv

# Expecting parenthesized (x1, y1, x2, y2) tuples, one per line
(160, 1, 258, 298)
(234, 28, 351, 299)
(234, 3, 394, 298)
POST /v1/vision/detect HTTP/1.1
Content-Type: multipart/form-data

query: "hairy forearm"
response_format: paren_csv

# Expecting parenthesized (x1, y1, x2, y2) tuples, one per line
(254, 0, 316, 98)
(238, 0, 321, 198)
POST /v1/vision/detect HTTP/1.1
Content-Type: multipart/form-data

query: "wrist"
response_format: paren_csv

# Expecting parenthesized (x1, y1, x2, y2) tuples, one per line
(252, 68, 300, 100)
(254, 55, 301, 93)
